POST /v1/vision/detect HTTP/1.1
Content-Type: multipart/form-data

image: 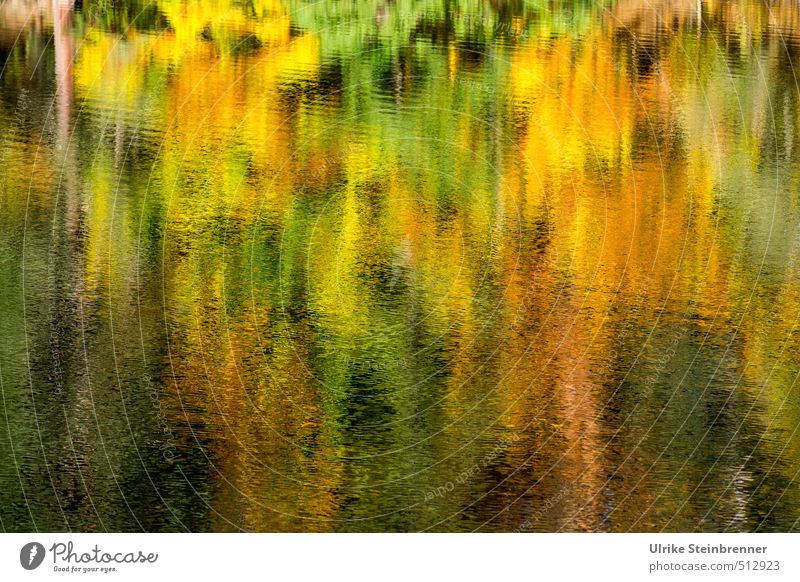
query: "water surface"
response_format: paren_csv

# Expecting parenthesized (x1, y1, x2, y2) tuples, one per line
(1, 0, 800, 532)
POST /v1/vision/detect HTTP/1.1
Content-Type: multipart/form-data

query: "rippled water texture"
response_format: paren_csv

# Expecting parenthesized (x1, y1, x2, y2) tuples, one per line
(1, 0, 800, 532)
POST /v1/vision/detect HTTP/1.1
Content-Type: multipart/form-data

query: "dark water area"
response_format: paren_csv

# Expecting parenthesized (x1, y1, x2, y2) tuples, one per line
(1, 0, 800, 532)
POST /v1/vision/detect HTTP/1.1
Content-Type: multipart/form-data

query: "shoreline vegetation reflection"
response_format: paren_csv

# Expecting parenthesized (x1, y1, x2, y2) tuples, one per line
(1, 0, 800, 532)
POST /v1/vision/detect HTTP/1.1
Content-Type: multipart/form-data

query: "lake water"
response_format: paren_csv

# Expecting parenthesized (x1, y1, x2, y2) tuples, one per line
(1, 0, 800, 532)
